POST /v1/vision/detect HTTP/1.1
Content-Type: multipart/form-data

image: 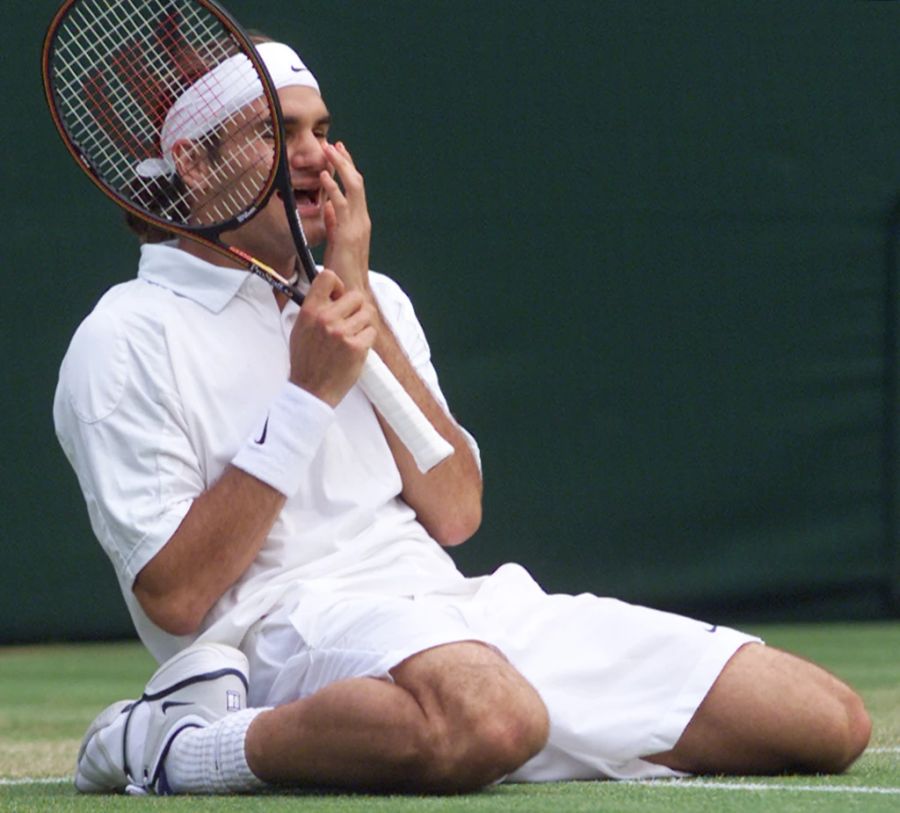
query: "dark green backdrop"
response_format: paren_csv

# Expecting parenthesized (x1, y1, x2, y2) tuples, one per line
(5, 1, 900, 643)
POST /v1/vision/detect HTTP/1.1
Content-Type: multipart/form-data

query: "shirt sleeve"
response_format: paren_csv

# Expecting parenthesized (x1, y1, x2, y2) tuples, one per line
(369, 272, 482, 471)
(53, 298, 202, 587)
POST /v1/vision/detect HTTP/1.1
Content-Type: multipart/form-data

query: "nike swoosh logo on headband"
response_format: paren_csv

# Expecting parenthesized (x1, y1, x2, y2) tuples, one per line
(290, 65, 306, 73)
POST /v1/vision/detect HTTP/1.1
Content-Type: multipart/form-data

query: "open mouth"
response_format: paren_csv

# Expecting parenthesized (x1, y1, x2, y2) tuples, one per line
(277, 186, 321, 213)
(294, 188, 319, 207)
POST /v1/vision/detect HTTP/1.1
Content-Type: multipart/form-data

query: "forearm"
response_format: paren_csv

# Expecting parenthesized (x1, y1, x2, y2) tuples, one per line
(317, 141, 481, 543)
(371, 311, 483, 546)
(133, 465, 285, 636)
(135, 361, 336, 635)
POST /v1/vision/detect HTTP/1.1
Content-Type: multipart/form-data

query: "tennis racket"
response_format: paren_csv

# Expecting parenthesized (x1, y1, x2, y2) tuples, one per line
(41, 0, 454, 473)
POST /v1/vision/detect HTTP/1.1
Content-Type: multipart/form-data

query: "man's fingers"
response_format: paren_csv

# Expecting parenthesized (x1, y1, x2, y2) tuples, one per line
(306, 268, 344, 304)
(319, 140, 372, 292)
(307, 270, 369, 322)
(323, 142, 366, 200)
(324, 140, 355, 171)
(342, 302, 377, 342)
(320, 170, 346, 211)
(323, 199, 337, 233)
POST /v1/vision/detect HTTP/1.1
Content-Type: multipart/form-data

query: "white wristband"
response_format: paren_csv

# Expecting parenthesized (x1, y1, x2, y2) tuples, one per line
(231, 382, 334, 496)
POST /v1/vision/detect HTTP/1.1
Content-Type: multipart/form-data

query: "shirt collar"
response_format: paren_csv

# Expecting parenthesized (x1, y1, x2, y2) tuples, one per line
(137, 242, 251, 313)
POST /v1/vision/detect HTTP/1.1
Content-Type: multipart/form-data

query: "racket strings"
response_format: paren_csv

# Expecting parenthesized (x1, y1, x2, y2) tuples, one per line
(49, 0, 276, 229)
(186, 109, 276, 226)
(54, 1, 217, 161)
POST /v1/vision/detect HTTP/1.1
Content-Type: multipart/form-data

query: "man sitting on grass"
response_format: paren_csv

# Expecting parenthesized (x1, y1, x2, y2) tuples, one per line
(56, 38, 871, 796)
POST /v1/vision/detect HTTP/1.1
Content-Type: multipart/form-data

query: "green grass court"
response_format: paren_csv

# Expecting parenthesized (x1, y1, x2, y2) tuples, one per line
(1, 622, 898, 811)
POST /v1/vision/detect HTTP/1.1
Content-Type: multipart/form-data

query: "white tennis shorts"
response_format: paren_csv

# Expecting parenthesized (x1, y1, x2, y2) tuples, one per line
(241, 562, 759, 781)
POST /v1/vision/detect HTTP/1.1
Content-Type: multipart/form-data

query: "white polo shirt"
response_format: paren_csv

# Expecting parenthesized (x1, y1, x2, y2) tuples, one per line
(54, 243, 476, 663)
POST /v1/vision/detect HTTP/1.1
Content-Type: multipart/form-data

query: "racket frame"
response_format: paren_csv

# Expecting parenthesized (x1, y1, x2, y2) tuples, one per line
(41, 0, 309, 294)
(42, 0, 454, 472)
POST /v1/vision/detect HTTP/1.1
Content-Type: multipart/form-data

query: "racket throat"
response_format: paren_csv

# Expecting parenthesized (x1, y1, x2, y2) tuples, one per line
(228, 247, 303, 305)
(276, 179, 319, 284)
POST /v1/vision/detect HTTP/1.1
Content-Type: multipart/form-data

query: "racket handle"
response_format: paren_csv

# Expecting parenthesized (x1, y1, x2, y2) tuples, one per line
(358, 351, 455, 473)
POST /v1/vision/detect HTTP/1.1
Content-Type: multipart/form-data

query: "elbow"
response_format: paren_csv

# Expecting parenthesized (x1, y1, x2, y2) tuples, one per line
(133, 580, 208, 637)
(434, 500, 482, 548)
(156, 607, 204, 638)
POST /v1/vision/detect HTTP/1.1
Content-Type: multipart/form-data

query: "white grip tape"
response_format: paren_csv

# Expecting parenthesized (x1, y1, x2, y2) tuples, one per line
(358, 351, 454, 473)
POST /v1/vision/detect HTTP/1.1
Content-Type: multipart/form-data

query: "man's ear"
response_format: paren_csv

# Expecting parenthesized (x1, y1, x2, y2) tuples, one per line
(171, 139, 211, 192)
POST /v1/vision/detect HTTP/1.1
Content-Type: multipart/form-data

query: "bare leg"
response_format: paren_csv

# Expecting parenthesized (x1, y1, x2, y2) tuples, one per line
(244, 641, 549, 792)
(646, 643, 871, 774)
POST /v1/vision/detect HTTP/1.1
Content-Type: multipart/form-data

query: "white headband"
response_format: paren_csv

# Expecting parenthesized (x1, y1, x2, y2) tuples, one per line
(136, 42, 319, 179)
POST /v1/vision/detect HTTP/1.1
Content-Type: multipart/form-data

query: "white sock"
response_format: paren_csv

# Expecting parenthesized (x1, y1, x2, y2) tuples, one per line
(164, 707, 268, 794)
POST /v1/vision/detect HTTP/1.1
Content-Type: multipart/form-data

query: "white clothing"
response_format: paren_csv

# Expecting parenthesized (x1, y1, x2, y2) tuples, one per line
(242, 562, 757, 781)
(54, 243, 476, 663)
(54, 243, 757, 781)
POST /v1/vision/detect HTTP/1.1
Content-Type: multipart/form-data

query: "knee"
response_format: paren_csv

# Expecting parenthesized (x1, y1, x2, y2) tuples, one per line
(391, 642, 549, 792)
(845, 694, 873, 766)
(792, 682, 870, 774)
(414, 696, 549, 792)
(820, 688, 871, 773)
(465, 692, 549, 777)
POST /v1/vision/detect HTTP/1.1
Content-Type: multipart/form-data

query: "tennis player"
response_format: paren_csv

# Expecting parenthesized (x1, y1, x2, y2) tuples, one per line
(55, 40, 871, 796)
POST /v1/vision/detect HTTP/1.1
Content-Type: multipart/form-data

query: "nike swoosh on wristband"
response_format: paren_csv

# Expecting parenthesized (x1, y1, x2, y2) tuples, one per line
(255, 417, 269, 445)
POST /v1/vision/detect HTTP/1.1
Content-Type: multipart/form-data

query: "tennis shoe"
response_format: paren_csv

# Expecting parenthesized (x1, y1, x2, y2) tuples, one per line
(74, 699, 135, 792)
(74, 642, 249, 795)
(123, 642, 249, 795)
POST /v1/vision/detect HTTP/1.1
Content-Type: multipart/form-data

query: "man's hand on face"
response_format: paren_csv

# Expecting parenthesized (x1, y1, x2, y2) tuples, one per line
(321, 141, 372, 294)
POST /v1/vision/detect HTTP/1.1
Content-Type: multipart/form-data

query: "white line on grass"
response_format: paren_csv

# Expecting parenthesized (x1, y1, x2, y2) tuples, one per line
(5, 776, 898, 794)
(635, 779, 900, 795)
(0, 777, 69, 786)
(2, 754, 898, 794)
